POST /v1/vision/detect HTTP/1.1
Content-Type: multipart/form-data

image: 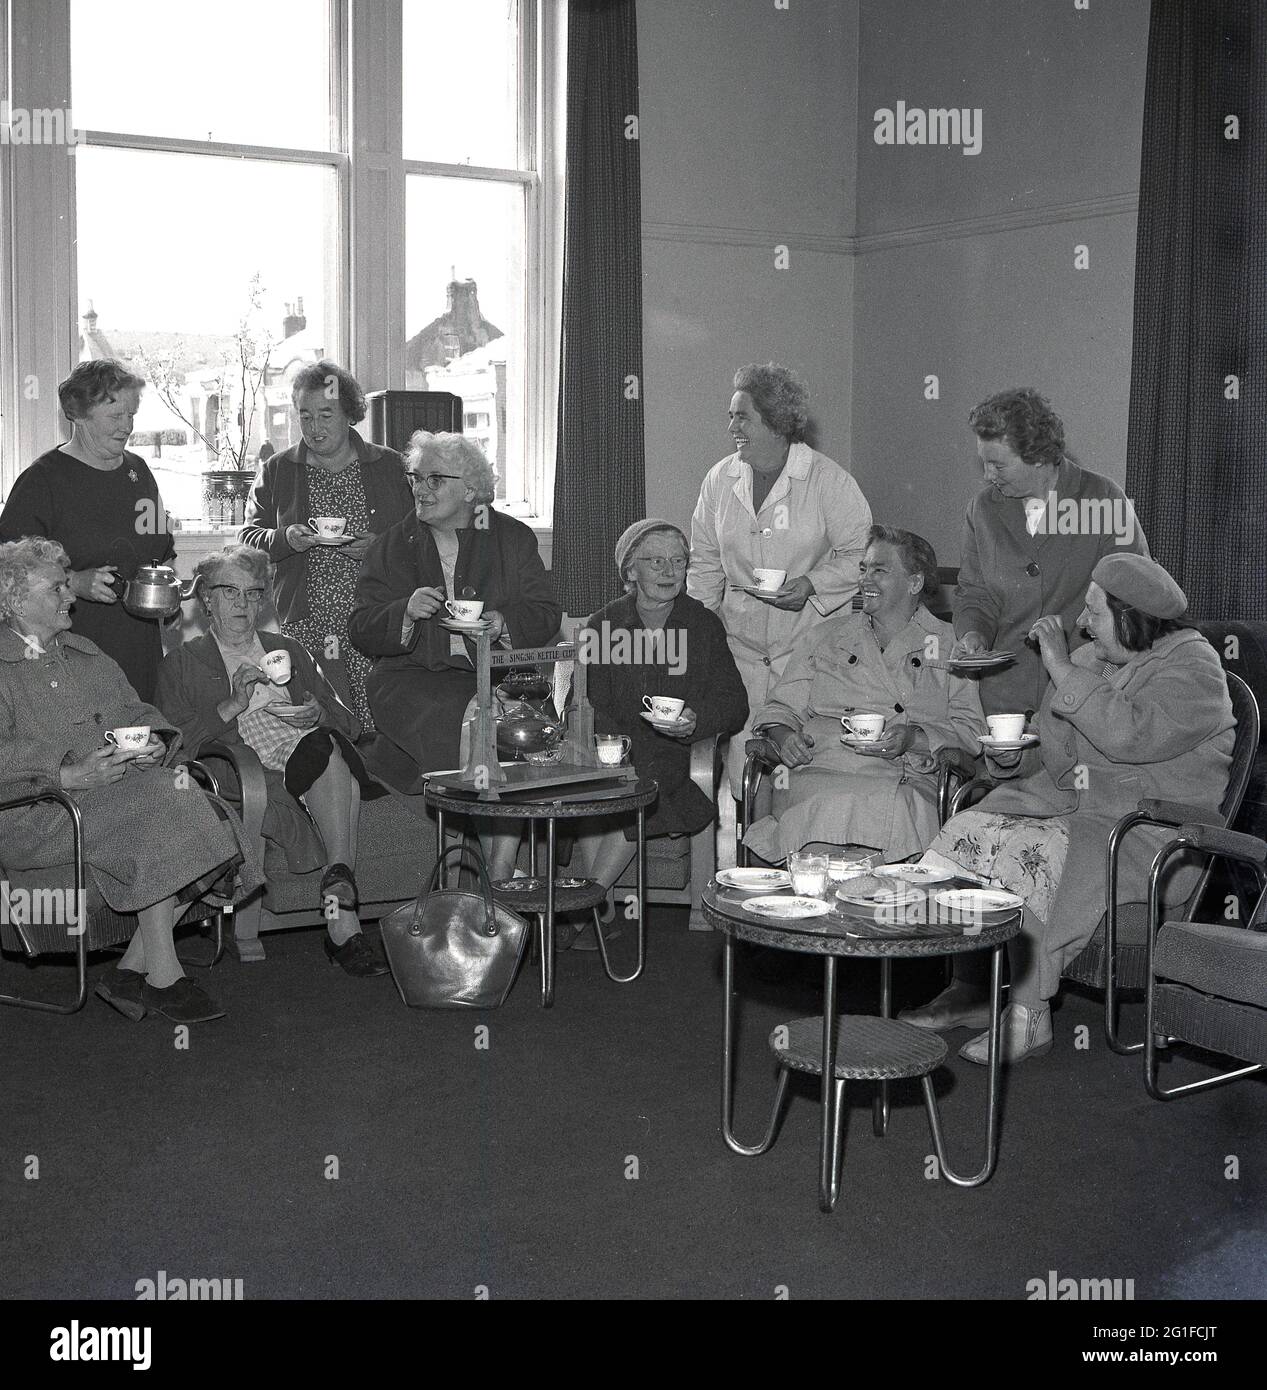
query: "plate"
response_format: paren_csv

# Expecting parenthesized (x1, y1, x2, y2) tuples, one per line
(979, 733, 1039, 751)
(870, 863, 955, 885)
(640, 710, 691, 732)
(716, 867, 792, 892)
(440, 617, 494, 633)
(835, 884, 925, 908)
(741, 895, 832, 919)
(944, 650, 1015, 668)
(935, 888, 1024, 915)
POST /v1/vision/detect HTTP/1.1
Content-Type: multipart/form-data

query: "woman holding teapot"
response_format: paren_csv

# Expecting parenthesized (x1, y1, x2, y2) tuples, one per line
(0, 360, 175, 702)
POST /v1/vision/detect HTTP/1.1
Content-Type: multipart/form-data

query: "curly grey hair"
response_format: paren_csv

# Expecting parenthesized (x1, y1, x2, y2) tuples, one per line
(194, 545, 272, 611)
(406, 430, 498, 504)
(0, 536, 72, 621)
(732, 363, 810, 442)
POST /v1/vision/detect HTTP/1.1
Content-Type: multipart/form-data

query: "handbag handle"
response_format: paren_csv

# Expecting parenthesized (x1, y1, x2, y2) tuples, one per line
(421, 843, 500, 936)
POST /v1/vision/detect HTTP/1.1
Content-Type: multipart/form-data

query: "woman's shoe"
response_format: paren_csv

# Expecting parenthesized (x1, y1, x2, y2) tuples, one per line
(140, 977, 226, 1023)
(572, 922, 624, 952)
(897, 981, 992, 1031)
(319, 862, 359, 911)
(324, 931, 389, 977)
(94, 965, 147, 1021)
(959, 1003, 1052, 1065)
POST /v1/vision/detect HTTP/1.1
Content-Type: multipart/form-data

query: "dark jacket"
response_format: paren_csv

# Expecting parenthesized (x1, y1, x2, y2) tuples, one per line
(155, 632, 360, 871)
(577, 592, 749, 837)
(954, 458, 1149, 715)
(239, 429, 413, 625)
(349, 508, 562, 668)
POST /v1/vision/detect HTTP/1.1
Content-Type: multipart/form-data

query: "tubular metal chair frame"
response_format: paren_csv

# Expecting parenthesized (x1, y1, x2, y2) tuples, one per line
(1143, 824, 1267, 1100)
(0, 759, 228, 1014)
(947, 672, 1260, 1055)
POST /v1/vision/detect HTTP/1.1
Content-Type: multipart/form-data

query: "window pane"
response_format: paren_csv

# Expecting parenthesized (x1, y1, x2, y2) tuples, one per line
(76, 147, 339, 526)
(406, 177, 524, 505)
(71, 0, 334, 150)
(403, 0, 520, 167)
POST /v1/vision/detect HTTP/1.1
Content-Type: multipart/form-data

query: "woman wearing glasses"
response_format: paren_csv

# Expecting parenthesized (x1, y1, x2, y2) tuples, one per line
(156, 546, 388, 978)
(349, 432, 561, 810)
(564, 521, 748, 932)
(240, 359, 413, 731)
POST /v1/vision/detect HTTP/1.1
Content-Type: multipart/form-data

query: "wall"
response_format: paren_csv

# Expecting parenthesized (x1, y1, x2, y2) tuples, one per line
(638, 0, 858, 534)
(851, 0, 1151, 563)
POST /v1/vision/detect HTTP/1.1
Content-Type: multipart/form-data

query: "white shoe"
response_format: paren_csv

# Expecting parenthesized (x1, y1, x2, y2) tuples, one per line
(959, 1003, 1052, 1065)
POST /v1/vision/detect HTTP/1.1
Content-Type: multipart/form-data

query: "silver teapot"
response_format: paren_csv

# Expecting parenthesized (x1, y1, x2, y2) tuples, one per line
(494, 694, 562, 757)
(122, 563, 200, 620)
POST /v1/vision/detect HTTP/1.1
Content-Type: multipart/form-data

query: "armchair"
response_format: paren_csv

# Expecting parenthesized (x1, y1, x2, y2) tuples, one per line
(1144, 821, 1267, 1098)
(0, 764, 230, 1014)
(947, 672, 1260, 1053)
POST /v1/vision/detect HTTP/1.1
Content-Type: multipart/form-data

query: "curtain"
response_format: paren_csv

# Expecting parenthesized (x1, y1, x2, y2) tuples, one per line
(1125, 1, 1267, 619)
(551, 0, 645, 617)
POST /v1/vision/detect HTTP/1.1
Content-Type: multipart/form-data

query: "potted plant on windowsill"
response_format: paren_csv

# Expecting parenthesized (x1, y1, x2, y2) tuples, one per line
(134, 275, 278, 530)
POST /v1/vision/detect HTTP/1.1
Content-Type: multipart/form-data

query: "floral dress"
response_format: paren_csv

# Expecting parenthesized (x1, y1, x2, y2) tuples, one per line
(922, 811, 1069, 922)
(283, 463, 374, 730)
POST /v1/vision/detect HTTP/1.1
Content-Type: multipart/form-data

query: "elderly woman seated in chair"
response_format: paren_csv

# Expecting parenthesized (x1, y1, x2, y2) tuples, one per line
(566, 519, 748, 942)
(0, 536, 262, 1023)
(744, 526, 985, 867)
(155, 545, 388, 979)
(900, 554, 1235, 1065)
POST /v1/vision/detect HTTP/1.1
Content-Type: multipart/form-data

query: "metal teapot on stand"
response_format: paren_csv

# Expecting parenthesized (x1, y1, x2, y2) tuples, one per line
(121, 563, 200, 621)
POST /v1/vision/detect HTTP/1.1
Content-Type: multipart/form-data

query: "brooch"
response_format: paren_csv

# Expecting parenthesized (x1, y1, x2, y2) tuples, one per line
(128, 469, 139, 483)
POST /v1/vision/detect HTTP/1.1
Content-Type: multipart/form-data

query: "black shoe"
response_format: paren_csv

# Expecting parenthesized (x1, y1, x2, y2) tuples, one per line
(319, 862, 359, 911)
(573, 922, 623, 953)
(141, 976, 226, 1023)
(95, 964, 147, 1021)
(324, 931, 389, 977)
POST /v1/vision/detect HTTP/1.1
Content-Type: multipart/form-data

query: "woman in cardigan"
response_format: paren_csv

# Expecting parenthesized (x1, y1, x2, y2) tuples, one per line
(156, 546, 387, 979)
(568, 520, 748, 929)
(239, 360, 414, 730)
(0, 537, 261, 1023)
(743, 527, 984, 864)
(349, 432, 562, 789)
(687, 363, 872, 790)
(953, 386, 1149, 716)
(0, 360, 175, 702)
(903, 555, 1234, 1064)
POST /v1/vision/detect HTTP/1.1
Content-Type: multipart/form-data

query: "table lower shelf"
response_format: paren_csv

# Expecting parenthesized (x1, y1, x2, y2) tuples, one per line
(772, 1015, 949, 1080)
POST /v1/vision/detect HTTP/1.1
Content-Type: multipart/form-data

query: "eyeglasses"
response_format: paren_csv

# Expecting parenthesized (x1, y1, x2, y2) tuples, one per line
(208, 585, 265, 604)
(635, 556, 689, 573)
(406, 472, 464, 491)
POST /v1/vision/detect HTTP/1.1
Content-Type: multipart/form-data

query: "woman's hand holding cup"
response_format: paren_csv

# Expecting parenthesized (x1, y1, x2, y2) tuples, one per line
(406, 586, 445, 621)
(60, 746, 129, 790)
(223, 661, 265, 718)
(284, 524, 321, 553)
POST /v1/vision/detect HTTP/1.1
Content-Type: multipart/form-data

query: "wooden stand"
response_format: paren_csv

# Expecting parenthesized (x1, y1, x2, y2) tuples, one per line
(455, 637, 636, 800)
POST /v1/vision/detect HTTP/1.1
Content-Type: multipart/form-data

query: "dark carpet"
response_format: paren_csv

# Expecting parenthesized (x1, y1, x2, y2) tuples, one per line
(2, 912, 1264, 1301)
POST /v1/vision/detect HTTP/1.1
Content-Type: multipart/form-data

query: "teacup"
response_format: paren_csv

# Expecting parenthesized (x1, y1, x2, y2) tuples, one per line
(642, 695, 686, 723)
(752, 567, 787, 593)
(596, 734, 632, 766)
(842, 711, 886, 742)
(987, 713, 1026, 742)
(105, 725, 151, 751)
(309, 516, 347, 538)
(260, 650, 293, 685)
(445, 599, 485, 624)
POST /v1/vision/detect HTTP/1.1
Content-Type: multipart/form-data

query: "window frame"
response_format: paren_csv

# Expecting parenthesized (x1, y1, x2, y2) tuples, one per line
(0, 0, 563, 532)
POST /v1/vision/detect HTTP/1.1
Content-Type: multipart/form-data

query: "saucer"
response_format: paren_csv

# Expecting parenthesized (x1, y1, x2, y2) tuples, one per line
(440, 617, 494, 633)
(979, 733, 1039, 751)
(312, 533, 360, 546)
(263, 702, 309, 718)
(841, 733, 887, 748)
(943, 650, 1015, 669)
(715, 867, 792, 892)
(640, 710, 691, 732)
(734, 584, 783, 597)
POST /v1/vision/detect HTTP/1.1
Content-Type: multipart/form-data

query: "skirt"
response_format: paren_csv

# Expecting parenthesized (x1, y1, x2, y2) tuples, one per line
(923, 809, 1070, 920)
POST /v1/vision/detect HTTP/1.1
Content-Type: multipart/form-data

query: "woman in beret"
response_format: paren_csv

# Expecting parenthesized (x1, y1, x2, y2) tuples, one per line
(902, 554, 1235, 1064)
(0, 360, 175, 702)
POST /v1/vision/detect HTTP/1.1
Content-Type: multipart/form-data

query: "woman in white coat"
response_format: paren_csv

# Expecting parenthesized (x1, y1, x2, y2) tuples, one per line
(687, 363, 873, 789)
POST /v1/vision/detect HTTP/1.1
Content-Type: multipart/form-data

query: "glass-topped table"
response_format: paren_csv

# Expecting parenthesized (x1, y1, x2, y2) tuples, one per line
(701, 876, 1022, 1213)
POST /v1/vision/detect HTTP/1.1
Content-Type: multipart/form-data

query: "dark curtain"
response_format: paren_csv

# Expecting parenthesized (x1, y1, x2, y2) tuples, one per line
(1125, 0, 1267, 619)
(552, 0, 645, 617)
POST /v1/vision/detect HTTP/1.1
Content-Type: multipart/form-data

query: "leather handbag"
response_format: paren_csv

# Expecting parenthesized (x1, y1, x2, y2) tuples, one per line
(380, 845, 530, 1009)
